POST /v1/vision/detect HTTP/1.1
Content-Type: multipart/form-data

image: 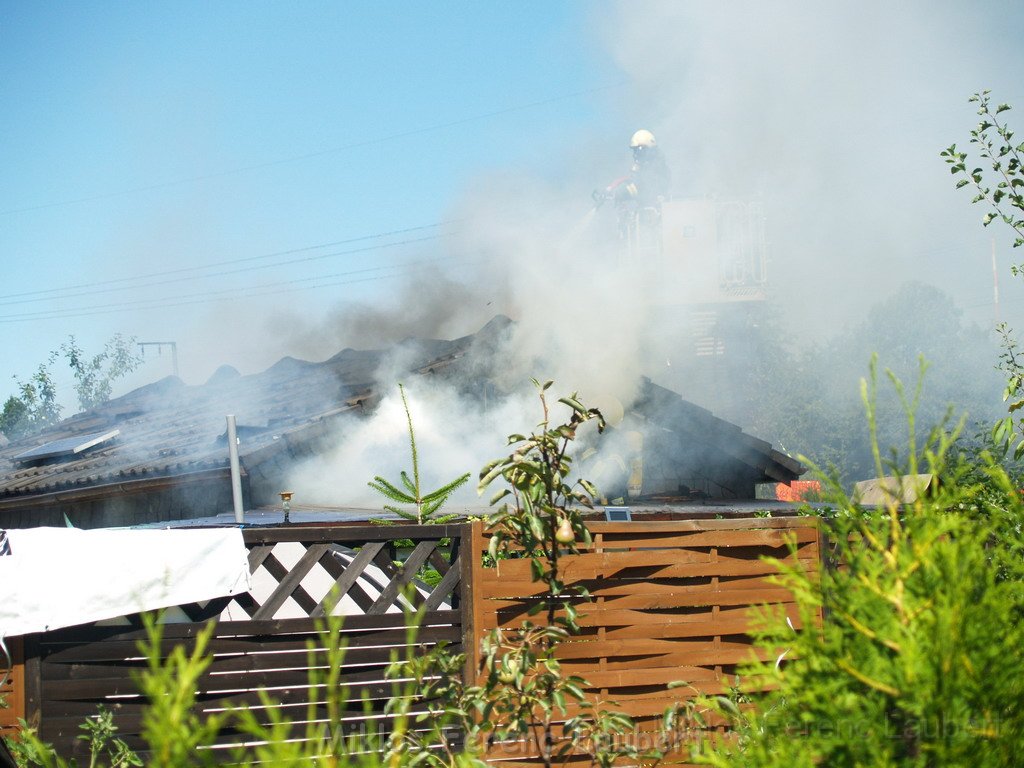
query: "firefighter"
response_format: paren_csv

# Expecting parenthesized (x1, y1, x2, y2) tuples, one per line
(593, 129, 671, 258)
(593, 129, 672, 211)
(627, 129, 671, 208)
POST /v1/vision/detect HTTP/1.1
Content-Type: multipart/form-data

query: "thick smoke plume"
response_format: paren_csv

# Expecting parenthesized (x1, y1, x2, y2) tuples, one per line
(287, 1, 1024, 503)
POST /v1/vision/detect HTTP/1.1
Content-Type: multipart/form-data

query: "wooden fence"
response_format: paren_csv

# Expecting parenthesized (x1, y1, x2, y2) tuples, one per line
(4, 517, 820, 764)
(16, 524, 466, 762)
(0, 636, 24, 739)
(465, 518, 819, 763)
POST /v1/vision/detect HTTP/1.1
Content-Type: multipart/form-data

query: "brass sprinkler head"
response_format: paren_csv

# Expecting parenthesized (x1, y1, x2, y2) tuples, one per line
(279, 491, 294, 524)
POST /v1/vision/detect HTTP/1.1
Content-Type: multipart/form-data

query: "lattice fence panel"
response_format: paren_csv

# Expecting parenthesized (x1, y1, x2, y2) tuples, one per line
(31, 524, 466, 761)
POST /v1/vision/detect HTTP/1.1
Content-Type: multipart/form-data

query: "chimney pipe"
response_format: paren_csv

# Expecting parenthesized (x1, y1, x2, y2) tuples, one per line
(226, 415, 244, 524)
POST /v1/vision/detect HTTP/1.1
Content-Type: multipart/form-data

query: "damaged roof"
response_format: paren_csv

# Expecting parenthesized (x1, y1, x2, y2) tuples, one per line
(0, 322, 485, 506)
(0, 316, 802, 509)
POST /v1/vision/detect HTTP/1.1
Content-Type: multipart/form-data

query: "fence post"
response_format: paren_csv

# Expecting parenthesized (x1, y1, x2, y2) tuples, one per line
(459, 520, 483, 688)
(21, 634, 41, 729)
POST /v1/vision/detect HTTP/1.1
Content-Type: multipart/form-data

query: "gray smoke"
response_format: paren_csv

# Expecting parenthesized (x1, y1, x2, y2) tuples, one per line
(599, 0, 1024, 335)
(281, 2, 1024, 501)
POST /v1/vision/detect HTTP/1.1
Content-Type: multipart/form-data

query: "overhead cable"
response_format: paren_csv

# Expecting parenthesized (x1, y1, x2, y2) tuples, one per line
(0, 253, 479, 324)
(0, 222, 456, 305)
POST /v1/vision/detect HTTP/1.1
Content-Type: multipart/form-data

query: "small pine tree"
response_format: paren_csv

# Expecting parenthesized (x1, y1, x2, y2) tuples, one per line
(368, 383, 470, 525)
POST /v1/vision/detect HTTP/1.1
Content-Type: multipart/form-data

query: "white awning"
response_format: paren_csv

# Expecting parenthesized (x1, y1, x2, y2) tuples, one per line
(0, 526, 250, 638)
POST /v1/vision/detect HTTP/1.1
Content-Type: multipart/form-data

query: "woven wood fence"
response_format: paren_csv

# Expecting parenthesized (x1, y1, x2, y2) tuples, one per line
(5, 517, 820, 764)
(464, 517, 820, 764)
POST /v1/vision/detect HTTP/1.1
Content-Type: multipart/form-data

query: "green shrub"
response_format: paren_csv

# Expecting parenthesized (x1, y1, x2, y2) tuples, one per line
(686, 361, 1024, 768)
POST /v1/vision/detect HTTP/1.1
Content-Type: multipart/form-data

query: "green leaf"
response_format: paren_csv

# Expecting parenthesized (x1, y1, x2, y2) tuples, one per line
(993, 417, 1011, 445)
(1014, 440, 1024, 462)
(563, 681, 586, 700)
(558, 396, 589, 416)
(714, 696, 741, 718)
(478, 463, 506, 493)
(422, 472, 471, 503)
(489, 488, 512, 505)
(368, 477, 416, 504)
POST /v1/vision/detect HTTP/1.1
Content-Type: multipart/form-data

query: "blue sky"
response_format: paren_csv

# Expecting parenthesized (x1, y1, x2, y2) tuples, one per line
(3, 2, 1024, 414)
(1, 2, 615, 400)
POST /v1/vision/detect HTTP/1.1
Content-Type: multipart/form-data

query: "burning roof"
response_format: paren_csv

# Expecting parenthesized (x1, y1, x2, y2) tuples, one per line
(0, 316, 802, 527)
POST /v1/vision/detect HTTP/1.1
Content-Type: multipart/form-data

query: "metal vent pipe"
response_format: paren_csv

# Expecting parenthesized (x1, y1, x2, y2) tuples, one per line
(226, 415, 244, 524)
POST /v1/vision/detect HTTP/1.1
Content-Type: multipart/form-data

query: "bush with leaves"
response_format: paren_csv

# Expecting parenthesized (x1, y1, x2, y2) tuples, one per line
(678, 362, 1024, 768)
(1, 365, 60, 439)
(942, 90, 1024, 251)
(6, 706, 140, 768)
(384, 381, 649, 768)
(464, 380, 644, 767)
(1, 334, 141, 439)
(59, 335, 142, 413)
(5, 612, 397, 768)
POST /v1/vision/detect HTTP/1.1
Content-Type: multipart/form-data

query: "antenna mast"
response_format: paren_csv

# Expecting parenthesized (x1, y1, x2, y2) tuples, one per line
(138, 341, 179, 378)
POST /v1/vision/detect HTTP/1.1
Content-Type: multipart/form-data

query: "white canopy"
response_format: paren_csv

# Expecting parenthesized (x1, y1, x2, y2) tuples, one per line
(0, 526, 250, 638)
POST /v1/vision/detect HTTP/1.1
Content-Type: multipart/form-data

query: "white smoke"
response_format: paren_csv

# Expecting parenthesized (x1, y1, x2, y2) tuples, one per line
(599, 0, 1024, 335)
(284, 1, 1024, 503)
(290, 376, 539, 508)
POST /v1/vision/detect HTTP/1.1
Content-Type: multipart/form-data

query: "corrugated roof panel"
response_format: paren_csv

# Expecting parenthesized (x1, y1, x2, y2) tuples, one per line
(12, 430, 120, 463)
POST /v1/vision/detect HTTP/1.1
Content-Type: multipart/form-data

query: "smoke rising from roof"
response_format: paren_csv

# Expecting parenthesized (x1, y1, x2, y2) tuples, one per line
(600, 0, 1024, 333)
(251, 3, 1024, 502)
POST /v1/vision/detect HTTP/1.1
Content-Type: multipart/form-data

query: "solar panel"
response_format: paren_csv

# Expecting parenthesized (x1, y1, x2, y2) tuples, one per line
(604, 506, 632, 522)
(12, 429, 120, 463)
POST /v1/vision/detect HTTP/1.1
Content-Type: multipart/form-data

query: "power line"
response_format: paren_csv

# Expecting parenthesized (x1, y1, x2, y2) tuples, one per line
(0, 221, 456, 305)
(1, 82, 626, 217)
(0, 253, 479, 324)
(0, 237, 458, 318)
(0, 262, 406, 320)
(0, 231, 455, 307)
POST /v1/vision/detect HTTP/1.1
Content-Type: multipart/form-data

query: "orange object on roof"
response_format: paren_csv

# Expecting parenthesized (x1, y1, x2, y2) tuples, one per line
(775, 480, 821, 502)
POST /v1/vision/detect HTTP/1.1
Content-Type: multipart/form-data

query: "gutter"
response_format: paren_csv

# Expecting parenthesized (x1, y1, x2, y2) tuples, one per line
(0, 467, 235, 511)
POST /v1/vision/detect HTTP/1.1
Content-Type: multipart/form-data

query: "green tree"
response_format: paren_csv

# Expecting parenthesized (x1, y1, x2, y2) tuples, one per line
(741, 284, 1001, 485)
(386, 382, 638, 768)
(367, 383, 470, 524)
(942, 90, 1024, 250)
(1, 335, 141, 439)
(2, 362, 61, 438)
(472, 381, 640, 767)
(60, 334, 142, 412)
(684, 364, 1024, 767)
(0, 395, 30, 439)
(943, 93, 1024, 471)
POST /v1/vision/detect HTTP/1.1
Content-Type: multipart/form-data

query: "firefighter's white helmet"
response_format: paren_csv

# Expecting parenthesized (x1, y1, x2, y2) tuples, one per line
(630, 129, 656, 149)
